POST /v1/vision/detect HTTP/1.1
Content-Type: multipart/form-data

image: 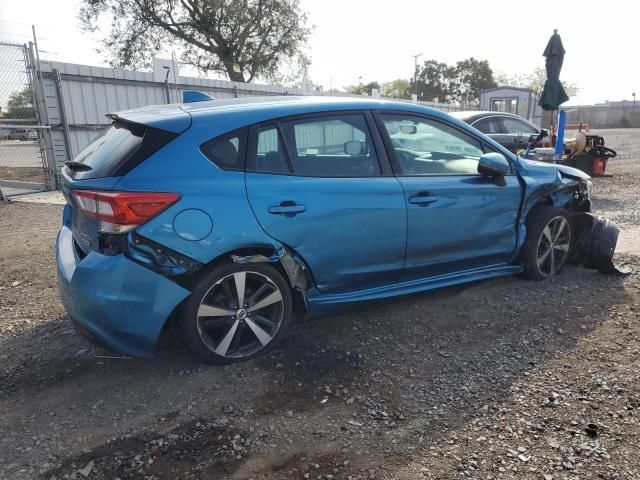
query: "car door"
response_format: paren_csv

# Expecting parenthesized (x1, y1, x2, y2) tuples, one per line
(376, 112, 522, 281)
(245, 112, 407, 294)
(495, 116, 540, 152)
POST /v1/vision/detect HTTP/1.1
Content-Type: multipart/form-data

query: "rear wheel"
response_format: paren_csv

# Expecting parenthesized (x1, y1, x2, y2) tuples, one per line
(180, 262, 292, 364)
(523, 206, 572, 280)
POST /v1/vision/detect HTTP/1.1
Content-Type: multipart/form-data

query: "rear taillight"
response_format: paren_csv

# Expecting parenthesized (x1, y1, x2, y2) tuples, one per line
(72, 190, 180, 233)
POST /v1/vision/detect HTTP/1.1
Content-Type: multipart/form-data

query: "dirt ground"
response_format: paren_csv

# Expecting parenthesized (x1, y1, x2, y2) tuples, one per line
(1, 129, 639, 480)
(0, 166, 46, 184)
(0, 141, 46, 184)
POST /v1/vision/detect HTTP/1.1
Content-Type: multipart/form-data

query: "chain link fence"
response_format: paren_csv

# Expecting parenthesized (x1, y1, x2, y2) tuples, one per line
(0, 42, 48, 197)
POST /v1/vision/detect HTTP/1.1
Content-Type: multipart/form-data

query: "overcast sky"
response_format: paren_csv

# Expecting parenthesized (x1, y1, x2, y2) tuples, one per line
(0, 0, 637, 106)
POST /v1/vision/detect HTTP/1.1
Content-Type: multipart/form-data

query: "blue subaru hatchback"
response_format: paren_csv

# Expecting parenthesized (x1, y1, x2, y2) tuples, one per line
(56, 96, 592, 363)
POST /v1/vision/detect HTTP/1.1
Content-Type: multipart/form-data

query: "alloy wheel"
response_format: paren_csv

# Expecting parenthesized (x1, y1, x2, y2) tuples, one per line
(536, 216, 571, 277)
(196, 270, 284, 358)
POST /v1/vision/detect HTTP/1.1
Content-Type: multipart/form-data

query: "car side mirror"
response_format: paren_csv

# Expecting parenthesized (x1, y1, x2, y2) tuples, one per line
(399, 124, 418, 134)
(478, 152, 510, 177)
(529, 128, 549, 146)
(344, 140, 365, 156)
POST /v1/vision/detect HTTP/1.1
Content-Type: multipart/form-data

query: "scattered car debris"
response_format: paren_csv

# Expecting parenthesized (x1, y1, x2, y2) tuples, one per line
(570, 213, 631, 275)
(584, 423, 600, 438)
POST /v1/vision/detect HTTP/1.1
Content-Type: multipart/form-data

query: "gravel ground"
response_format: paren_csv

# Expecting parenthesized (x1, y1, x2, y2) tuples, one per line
(0, 129, 639, 480)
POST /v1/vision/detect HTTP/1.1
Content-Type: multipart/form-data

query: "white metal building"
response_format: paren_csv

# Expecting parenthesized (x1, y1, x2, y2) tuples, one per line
(479, 87, 543, 126)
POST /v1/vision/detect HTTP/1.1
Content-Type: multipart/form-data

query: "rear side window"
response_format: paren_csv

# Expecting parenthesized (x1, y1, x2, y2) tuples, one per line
(67, 120, 176, 180)
(500, 117, 539, 135)
(280, 114, 381, 177)
(473, 117, 501, 134)
(247, 126, 291, 174)
(200, 129, 247, 171)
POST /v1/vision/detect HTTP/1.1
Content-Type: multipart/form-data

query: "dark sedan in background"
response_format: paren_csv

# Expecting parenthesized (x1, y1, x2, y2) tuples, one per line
(451, 111, 545, 153)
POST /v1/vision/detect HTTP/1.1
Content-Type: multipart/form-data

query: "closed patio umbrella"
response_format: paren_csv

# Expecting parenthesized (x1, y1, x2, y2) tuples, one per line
(538, 30, 569, 110)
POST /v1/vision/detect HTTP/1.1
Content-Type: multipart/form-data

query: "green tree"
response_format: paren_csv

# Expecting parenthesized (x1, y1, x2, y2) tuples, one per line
(496, 67, 579, 97)
(381, 79, 411, 99)
(79, 0, 311, 83)
(415, 58, 497, 104)
(346, 81, 381, 96)
(453, 57, 497, 105)
(5, 88, 35, 120)
(414, 60, 456, 102)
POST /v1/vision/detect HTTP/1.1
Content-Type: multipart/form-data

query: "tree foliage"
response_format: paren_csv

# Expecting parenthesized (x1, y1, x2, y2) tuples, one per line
(5, 88, 35, 120)
(79, 0, 311, 83)
(453, 58, 497, 105)
(496, 67, 579, 98)
(414, 60, 456, 103)
(381, 79, 411, 99)
(345, 81, 381, 96)
(413, 57, 496, 104)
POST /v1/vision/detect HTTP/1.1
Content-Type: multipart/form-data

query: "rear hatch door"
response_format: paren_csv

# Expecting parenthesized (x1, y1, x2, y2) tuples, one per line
(63, 105, 191, 256)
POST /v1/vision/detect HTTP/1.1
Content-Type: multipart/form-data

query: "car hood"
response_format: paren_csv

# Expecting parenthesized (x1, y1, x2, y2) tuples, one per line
(517, 157, 591, 180)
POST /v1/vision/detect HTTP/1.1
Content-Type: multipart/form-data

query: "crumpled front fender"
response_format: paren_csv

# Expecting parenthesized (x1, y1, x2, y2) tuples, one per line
(510, 158, 592, 261)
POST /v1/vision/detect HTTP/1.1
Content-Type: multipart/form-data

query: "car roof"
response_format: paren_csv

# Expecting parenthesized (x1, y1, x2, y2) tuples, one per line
(182, 96, 467, 124)
(179, 95, 418, 114)
(110, 96, 519, 159)
(112, 96, 466, 133)
(449, 110, 534, 124)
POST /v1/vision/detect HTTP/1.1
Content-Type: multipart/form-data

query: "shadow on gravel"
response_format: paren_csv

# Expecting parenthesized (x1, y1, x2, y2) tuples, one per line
(234, 268, 634, 479)
(44, 418, 246, 480)
(2, 265, 634, 479)
(0, 314, 195, 398)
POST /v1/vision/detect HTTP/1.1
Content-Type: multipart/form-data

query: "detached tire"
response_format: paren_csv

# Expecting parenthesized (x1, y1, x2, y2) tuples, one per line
(523, 205, 572, 280)
(179, 262, 293, 365)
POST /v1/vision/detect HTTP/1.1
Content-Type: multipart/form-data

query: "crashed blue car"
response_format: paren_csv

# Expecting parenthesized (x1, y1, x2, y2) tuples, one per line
(56, 96, 592, 364)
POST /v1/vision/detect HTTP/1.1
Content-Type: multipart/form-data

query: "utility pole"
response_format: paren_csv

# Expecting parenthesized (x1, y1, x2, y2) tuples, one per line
(412, 53, 423, 95)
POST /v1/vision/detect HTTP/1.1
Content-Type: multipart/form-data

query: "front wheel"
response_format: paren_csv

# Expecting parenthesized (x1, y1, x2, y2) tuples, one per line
(523, 205, 572, 280)
(179, 262, 293, 364)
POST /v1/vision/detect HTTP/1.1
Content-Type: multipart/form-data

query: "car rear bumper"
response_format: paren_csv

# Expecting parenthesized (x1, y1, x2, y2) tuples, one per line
(56, 224, 191, 357)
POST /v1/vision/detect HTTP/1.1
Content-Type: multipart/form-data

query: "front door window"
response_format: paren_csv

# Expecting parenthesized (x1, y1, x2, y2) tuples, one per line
(380, 114, 483, 176)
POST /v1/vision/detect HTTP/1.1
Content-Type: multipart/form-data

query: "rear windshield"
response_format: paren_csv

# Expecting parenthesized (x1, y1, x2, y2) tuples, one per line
(67, 120, 178, 180)
(70, 121, 144, 179)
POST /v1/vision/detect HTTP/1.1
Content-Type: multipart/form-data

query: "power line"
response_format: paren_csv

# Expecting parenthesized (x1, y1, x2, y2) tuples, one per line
(0, 19, 33, 27)
(0, 19, 64, 32)
(0, 31, 34, 39)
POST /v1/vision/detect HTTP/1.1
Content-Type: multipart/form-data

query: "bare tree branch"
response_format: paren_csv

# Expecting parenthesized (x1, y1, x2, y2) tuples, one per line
(79, 0, 311, 83)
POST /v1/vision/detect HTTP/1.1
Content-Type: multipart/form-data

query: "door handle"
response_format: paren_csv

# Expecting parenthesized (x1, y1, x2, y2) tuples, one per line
(268, 201, 306, 216)
(408, 192, 437, 206)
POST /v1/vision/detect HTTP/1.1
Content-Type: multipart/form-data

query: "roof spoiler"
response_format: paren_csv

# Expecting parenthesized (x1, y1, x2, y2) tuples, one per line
(182, 90, 215, 103)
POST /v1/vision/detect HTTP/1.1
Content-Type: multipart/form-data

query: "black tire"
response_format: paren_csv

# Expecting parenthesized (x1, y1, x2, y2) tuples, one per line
(523, 205, 572, 280)
(179, 261, 293, 364)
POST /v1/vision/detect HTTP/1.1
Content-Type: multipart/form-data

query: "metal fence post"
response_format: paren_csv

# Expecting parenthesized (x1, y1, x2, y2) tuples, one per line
(53, 68, 73, 163)
(28, 42, 59, 190)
